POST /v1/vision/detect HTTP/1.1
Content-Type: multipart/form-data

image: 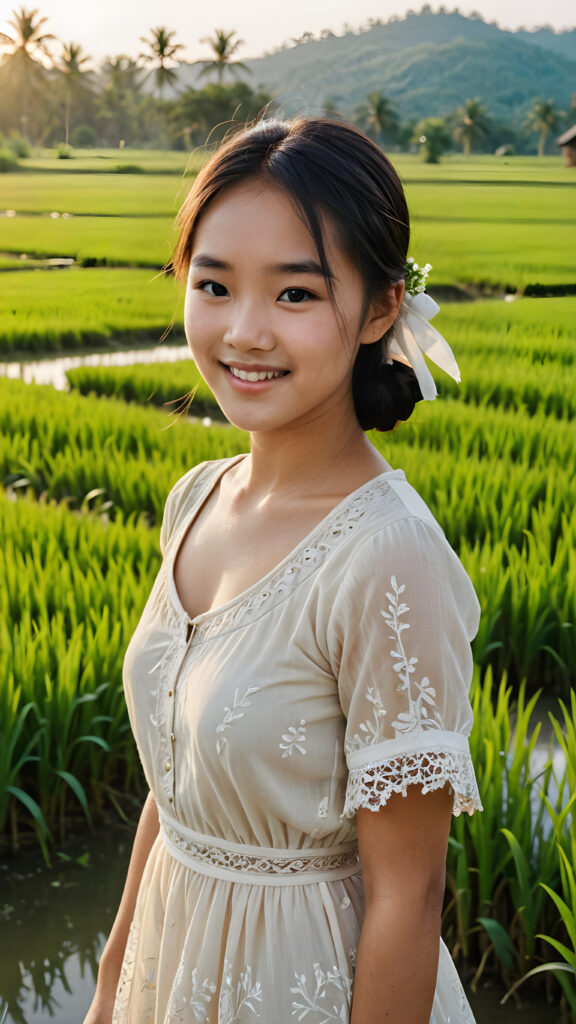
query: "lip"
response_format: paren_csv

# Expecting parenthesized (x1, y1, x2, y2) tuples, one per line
(221, 362, 291, 392)
(221, 361, 290, 373)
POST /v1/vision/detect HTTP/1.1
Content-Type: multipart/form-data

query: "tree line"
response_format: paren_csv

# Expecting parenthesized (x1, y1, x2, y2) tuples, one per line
(0, 6, 572, 161)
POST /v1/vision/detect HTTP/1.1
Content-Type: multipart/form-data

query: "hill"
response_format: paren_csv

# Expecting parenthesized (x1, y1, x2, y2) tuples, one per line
(173, 11, 576, 126)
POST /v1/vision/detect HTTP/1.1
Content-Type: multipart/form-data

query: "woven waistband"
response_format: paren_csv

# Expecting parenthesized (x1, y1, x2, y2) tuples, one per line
(158, 809, 360, 887)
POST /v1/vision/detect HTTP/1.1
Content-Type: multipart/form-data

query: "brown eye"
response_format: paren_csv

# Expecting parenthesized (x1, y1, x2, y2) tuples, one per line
(279, 288, 312, 303)
(201, 281, 228, 297)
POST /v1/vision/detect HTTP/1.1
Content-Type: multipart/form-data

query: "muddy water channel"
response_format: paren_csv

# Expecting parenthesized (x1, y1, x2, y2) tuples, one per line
(0, 342, 192, 391)
(0, 825, 132, 1024)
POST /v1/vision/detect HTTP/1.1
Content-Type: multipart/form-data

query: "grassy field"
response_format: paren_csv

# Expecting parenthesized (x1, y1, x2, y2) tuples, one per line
(1, 172, 187, 216)
(23, 147, 204, 175)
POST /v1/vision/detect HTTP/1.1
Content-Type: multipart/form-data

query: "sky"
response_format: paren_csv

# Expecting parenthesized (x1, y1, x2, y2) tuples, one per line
(1, 0, 574, 64)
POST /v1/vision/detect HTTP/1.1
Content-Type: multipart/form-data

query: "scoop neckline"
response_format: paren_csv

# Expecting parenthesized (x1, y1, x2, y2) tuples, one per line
(167, 454, 405, 628)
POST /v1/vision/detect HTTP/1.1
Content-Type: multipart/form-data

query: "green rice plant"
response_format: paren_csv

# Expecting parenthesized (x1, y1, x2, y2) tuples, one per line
(549, 693, 576, 816)
(0, 672, 50, 862)
(409, 217, 575, 291)
(66, 360, 219, 417)
(437, 351, 574, 419)
(501, 838, 576, 1020)
(0, 491, 165, 850)
(537, 844, 576, 1017)
(445, 673, 566, 982)
(0, 268, 183, 352)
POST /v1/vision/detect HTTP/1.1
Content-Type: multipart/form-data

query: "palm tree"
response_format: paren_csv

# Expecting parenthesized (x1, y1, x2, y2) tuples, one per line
(139, 26, 184, 99)
(59, 42, 93, 144)
(196, 29, 249, 85)
(525, 99, 565, 157)
(0, 6, 54, 138)
(452, 97, 490, 156)
(97, 56, 143, 146)
(3, 5, 54, 57)
(354, 92, 399, 145)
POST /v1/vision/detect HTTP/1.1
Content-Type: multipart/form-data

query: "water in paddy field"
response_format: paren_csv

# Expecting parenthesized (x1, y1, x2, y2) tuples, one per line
(0, 344, 192, 391)
(0, 823, 132, 1024)
(0, 821, 564, 1024)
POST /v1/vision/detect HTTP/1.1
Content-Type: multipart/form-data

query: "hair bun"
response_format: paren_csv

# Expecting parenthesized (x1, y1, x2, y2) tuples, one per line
(352, 343, 423, 432)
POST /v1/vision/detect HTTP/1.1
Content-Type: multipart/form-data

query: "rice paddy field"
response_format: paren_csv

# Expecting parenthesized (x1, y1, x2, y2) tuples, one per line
(1, 147, 576, 1020)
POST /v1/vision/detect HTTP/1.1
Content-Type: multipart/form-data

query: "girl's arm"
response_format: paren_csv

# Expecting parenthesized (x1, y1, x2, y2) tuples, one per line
(350, 784, 454, 1024)
(83, 790, 160, 1024)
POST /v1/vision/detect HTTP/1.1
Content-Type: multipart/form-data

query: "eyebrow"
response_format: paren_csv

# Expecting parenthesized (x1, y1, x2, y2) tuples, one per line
(190, 253, 332, 278)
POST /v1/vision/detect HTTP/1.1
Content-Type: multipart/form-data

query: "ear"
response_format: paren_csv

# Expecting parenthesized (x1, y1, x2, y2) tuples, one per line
(359, 280, 405, 346)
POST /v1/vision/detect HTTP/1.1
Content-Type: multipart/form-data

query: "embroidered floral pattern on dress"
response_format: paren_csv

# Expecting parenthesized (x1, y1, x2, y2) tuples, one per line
(280, 720, 307, 757)
(112, 919, 155, 1024)
(219, 961, 263, 1022)
(169, 962, 217, 1021)
(291, 964, 353, 1022)
(344, 687, 387, 754)
(112, 919, 139, 1023)
(317, 796, 329, 818)
(383, 575, 442, 736)
(216, 685, 261, 756)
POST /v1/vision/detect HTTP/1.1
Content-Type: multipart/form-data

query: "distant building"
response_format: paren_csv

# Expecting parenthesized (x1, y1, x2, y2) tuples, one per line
(557, 125, 576, 167)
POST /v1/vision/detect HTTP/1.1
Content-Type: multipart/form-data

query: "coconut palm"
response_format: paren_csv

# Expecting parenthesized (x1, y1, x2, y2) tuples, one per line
(452, 97, 490, 156)
(59, 42, 93, 145)
(139, 26, 184, 99)
(3, 5, 54, 58)
(197, 29, 249, 85)
(97, 56, 143, 147)
(354, 91, 399, 145)
(0, 6, 55, 139)
(525, 99, 565, 157)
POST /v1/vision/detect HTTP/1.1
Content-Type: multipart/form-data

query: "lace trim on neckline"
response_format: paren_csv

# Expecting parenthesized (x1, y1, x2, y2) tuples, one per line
(342, 749, 483, 819)
(166, 470, 404, 643)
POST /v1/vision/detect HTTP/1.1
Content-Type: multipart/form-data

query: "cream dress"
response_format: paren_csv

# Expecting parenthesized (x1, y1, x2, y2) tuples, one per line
(112, 454, 483, 1024)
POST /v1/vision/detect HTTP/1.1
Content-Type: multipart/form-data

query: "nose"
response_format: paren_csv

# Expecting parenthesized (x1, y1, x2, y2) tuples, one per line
(223, 300, 275, 352)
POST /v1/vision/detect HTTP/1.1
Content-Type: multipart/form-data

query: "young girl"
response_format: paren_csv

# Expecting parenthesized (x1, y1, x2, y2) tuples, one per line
(86, 117, 482, 1024)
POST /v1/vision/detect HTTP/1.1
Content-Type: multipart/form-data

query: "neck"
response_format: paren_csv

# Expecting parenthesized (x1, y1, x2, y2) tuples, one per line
(239, 402, 389, 501)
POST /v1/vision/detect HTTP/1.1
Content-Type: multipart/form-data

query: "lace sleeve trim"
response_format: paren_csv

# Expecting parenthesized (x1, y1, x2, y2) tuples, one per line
(341, 748, 483, 819)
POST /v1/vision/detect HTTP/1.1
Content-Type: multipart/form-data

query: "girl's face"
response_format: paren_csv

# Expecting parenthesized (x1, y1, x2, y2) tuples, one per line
(184, 179, 391, 436)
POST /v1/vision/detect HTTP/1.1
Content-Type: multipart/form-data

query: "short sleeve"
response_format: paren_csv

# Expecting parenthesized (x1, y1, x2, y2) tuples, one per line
(327, 516, 483, 819)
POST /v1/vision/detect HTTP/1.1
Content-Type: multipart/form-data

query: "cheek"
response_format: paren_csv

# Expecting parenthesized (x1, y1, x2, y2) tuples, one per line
(184, 291, 216, 354)
(295, 310, 356, 368)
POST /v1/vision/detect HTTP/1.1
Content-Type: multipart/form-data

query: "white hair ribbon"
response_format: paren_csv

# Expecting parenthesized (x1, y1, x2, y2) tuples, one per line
(386, 291, 461, 401)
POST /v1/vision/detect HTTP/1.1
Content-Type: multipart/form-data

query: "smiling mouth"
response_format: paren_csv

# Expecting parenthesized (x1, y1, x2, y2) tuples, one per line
(223, 364, 290, 382)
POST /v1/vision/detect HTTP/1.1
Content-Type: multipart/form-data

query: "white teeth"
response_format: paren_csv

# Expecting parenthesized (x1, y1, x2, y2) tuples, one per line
(229, 366, 286, 382)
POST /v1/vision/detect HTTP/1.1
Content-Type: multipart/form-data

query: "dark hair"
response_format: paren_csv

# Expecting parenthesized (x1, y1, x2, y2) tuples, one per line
(171, 117, 423, 431)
